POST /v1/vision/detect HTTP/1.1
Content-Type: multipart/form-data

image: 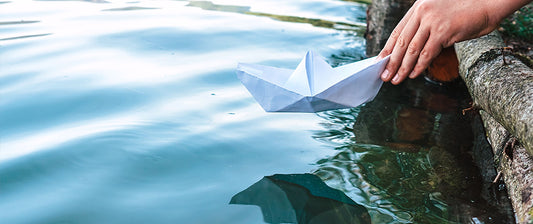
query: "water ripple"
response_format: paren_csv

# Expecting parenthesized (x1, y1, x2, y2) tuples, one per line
(0, 0, 393, 223)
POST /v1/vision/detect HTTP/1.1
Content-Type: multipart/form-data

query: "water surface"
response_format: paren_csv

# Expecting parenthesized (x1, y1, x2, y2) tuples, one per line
(0, 0, 512, 223)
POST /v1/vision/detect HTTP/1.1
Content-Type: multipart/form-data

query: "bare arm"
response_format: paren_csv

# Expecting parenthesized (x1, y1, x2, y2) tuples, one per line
(378, 0, 532, 85)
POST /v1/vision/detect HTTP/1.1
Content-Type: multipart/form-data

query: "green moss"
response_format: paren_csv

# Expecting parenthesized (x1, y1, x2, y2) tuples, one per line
(528, 207, 533, 223)
(500, 4, 533, 43)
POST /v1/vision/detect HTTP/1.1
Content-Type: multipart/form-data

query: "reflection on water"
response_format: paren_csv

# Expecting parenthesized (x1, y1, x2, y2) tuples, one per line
(313, 78, 514, 223)
(229, 50, 514, 223)
(186, 1, 251, 13)
(0, 33, 52, 41)
(0, 0, 514, 223)
(1, 0, 373, 223)
(35, 0, 109, 2)
(186, 1, 365, 34)
(102, 6, 159, 11)
(0, 20, 39, 25)
(230, 173, 370, 224)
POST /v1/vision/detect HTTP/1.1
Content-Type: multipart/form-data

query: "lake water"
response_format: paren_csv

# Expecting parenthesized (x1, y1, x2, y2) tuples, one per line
(0, 0, 514, 223)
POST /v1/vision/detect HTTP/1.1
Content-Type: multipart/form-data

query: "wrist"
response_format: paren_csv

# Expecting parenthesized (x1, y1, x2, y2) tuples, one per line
(487, 0, 532, 27)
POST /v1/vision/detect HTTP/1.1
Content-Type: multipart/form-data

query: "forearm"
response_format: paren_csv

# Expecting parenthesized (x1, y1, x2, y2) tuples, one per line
(487, 0, 532, 27)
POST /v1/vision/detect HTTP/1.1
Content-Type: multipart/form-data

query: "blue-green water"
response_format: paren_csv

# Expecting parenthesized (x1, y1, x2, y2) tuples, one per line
(0, 0, 513, 223)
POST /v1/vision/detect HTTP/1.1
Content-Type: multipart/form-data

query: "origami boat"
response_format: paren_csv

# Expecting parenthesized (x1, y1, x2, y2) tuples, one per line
(236, 51, 389, 112)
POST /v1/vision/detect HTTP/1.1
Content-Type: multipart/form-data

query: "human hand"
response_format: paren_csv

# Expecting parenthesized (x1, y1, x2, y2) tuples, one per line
(377, 0, 531, 85)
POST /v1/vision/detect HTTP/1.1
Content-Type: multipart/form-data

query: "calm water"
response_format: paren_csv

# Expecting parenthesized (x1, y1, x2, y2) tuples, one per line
(0, 0, 512, 223)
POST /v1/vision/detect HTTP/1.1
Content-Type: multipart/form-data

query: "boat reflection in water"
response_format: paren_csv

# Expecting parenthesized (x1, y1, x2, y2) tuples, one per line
(230, 76, 515, 223)
(313, 77, 515, 223)
(230, 173, 371, 224)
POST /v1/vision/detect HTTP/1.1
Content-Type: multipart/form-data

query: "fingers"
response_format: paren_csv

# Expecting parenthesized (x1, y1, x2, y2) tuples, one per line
(378, 1, 449, 84)
(382, 16, 421, 83)
(390, 27, 429, 84)
(409, 36, 443, 79)
(378, 26, 402, 80)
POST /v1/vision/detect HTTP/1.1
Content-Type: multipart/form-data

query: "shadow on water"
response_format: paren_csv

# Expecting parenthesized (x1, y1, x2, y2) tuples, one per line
(311, 75, 515, 223)
(230, 173, 371, 224)
(231, 78, 514, 223)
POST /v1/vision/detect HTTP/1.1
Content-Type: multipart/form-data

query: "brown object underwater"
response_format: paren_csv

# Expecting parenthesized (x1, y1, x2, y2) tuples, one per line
(427, 46, 460, 82)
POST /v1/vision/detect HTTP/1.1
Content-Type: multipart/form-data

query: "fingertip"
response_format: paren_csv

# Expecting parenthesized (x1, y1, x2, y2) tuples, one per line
(381, 69, 391, 81)
(409, 71, 419, 79)
(376, 52, 385, 61)
(391, 73, 407, 85)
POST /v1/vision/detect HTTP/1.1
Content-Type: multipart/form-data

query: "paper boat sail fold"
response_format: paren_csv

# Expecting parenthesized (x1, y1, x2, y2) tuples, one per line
(236, 51, 390, 112)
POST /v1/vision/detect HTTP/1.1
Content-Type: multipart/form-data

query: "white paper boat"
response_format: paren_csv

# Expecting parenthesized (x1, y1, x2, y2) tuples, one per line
(236, 50, 389, 112)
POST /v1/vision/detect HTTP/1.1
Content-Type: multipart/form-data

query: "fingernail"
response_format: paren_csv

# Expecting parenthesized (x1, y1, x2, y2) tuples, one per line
(409, 72, 416, 79)
(392, 75, 400, 83)
(381, 69, 390, 80)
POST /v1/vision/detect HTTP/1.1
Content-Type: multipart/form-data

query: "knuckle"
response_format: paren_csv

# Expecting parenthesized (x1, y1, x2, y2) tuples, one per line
(407, 44, 419, 55)
(416, 1, 432, 12)
(435, 24, 449, 34)
(387, 60, 400, 69)
(398, 66, 410, 75)
(420, 49, 430, 58)
(397, 36, 406, 48)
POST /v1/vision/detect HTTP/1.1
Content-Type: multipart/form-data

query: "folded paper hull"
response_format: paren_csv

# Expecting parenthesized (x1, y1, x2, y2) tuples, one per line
(237, 69, 305, 112)
(236, 53, 389, 113)
(237, 69, 382, 112)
